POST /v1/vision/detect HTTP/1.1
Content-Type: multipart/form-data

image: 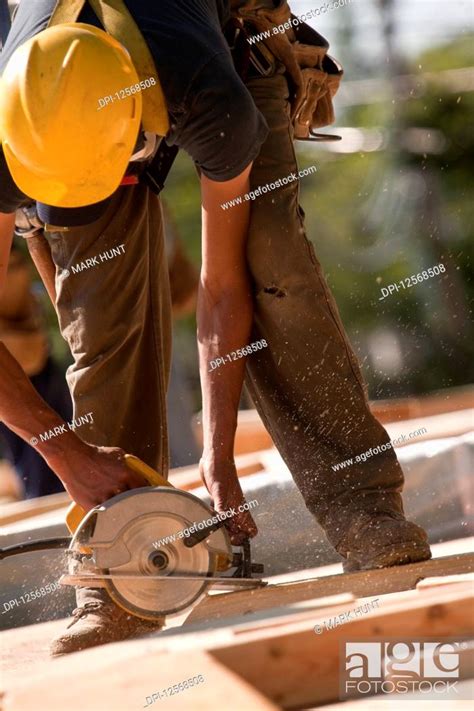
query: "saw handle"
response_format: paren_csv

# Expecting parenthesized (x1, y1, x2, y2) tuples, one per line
(65, 454, 172, 534)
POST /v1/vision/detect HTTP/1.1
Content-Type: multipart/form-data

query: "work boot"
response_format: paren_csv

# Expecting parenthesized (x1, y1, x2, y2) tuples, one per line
(338, 513, 431, 573)
(50, 587, 164, 656)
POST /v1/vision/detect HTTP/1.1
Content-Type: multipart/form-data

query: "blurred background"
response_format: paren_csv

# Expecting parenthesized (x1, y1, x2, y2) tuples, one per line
(0, 0, 473, 502)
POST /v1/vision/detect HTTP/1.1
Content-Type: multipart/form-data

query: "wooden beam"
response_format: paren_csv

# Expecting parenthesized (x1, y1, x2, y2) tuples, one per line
(370, 385, 474, 423)
(186, 552, 474, 625)
(3, 649, 280, 711)
(2, 584, 471, 711)
(208, 583, 474, 708)
(416, 573, 474, 589)
(0, 492, 70, 526)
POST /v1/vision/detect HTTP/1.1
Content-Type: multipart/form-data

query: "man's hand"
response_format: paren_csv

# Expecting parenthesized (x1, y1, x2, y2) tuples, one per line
(199, 456, 258, 545)
(52, 443, 149, 511)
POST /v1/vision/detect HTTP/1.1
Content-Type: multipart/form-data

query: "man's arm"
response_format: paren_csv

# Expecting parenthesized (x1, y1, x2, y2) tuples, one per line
(0, 211, 147, 509)
(198, 167, 258, 544)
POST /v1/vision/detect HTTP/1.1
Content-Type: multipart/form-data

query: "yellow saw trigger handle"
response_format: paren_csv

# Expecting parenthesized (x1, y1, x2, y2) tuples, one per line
(65, 454, 172, 534)
(123, 454, 172, 488)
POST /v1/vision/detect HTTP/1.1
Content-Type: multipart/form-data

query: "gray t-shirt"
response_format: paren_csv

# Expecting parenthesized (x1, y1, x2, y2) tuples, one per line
(0, 0, 268, 214)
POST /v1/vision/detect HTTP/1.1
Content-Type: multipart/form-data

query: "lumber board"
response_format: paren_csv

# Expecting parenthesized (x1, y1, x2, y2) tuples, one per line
(0, 595, 354, 689)
(185, 552, 474, 625)
(2, 649, 280, 711)
(208, 583, 474, 708)
(370, 385, 473, 422)
(0, 492, 69, 527)
(2, 583, 472, 711)
(416, 573, 474, 588)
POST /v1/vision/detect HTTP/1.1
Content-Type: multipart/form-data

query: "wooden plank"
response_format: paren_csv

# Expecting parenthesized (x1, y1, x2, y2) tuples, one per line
(417, 573, 474, 589)
(3, 649, 280, 711)
(2, 584, 471, 711)
(209, 583, 474, 708)
(0, 492, 70, 527)
(384, 409, 472, 447)
(186, 552, 474, 625)
(370, 385, 474, 423)
(0, 618, 67, 688)
(0, 596, 352, 690)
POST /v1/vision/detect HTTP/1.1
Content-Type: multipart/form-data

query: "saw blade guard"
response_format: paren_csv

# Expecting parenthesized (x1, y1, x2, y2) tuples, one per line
(68, 487, 232, 620)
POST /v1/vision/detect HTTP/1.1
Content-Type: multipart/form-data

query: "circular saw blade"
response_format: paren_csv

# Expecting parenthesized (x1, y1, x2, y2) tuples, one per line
(86, 488, 230, 619)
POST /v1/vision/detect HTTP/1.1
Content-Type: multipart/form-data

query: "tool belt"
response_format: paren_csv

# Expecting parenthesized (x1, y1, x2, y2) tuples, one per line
(231, 0, 344, 141)
(47, 0, 168, 136)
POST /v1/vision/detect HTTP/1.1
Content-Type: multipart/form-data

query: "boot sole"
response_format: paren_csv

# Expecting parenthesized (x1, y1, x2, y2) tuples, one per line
(344, 542, 432, 573)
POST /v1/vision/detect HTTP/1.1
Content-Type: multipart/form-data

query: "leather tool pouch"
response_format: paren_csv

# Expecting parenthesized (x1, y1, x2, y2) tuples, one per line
(290, 19, 343, 139)
(234, 1, 343, 140)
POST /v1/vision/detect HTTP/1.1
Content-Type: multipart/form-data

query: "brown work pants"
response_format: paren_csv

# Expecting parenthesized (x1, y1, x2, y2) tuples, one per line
(243, 69, 405, 553)
(43, 73, 405, 557)
(45, 185, 172, 475)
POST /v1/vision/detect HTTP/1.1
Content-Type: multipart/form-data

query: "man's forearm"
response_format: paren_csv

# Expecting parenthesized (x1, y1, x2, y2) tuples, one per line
(0, 212, 82, 467)
(0, 341, 88, 470)
(198, 274, 253, 461)
(199, 168, 253, 462)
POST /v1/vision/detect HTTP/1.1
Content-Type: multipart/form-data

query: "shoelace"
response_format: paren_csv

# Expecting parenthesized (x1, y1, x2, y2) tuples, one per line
(66, 600, 105, 629)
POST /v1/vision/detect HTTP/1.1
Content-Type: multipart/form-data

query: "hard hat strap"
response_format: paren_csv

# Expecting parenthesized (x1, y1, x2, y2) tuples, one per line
(48, 0, 169, 136)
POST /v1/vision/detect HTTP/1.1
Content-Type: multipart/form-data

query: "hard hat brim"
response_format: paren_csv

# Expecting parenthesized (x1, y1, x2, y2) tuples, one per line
(3, 140, 126, 208)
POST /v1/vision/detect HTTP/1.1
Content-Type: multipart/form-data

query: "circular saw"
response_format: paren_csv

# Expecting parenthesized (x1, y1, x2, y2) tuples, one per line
(1, 455, 265, 621)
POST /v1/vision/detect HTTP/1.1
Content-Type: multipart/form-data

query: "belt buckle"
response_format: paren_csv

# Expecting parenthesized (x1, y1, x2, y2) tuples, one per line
(249, 43, 274, 77)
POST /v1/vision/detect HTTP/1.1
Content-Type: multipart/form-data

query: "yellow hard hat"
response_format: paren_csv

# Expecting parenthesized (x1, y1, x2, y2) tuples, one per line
(0, 23, 143, 207)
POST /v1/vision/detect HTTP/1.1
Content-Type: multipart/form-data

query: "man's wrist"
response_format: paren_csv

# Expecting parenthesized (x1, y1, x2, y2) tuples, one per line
(201, 447, 235, 466)
(37, 431, 90, 475)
